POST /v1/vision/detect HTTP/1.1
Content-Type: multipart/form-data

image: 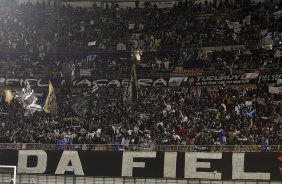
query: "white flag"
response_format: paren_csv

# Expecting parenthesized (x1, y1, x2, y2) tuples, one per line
(263, 32, 273, 44)
(225, 20, 241, 33)
(12, 81, 42, 114)
(88, 41, 96, 46)
(274, 49, 282, 58)
(168, 77, 187, 86)
(260, 29, 268, 37)
(128, 24, 135, 29)
(269, 86, 282, 94)
(244, 15, 251, 25)
(274, 10, 282, 19)
(242, 72, 259, 80)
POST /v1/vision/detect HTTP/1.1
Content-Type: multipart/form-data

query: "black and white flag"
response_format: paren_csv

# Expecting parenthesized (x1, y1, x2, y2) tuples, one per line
(123, 57, 138, 104)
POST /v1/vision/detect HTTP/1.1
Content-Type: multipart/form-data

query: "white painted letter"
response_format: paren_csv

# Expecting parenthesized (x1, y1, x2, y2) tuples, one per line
(138, 79, 153, 87)
(37, 79, 48, 87)
(18, 150, 47, 173)
(75, 79, 91, 87)
(55, 151, 84, 175)
(185, 152, 222, 179)
(93, 79, 108, 87)
(164, 152, 177, 178)
(108, 80, 121, 87)
(122, 79, 129, 87)
(153, 78, 167, 87)
(24, 79, 38, 86)
(232, 153, 270, 180)
(122, 152, 156, 177)
(5, 79, 19, 86)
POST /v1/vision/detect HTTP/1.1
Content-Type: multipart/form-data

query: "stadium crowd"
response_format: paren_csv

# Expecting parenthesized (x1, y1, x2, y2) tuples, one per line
(0, 0, 281, 51)
(0, 0, 281, 78)
(0, 0, 281, 152)
(0, 45, 281, 80)
(0, 83, 281, 150)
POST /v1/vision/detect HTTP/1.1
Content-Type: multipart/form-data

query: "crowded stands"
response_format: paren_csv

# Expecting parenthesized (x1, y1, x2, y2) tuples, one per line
(0, 0, 281, 152)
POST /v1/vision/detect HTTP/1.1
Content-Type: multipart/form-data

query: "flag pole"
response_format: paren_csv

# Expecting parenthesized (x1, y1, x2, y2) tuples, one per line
(72, 168, 75, 184)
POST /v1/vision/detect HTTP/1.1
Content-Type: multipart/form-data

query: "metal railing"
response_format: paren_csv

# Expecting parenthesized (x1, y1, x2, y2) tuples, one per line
(1, 174, 281, 184)
(0, 143, 280, 152)
(2, 174, 281, 184)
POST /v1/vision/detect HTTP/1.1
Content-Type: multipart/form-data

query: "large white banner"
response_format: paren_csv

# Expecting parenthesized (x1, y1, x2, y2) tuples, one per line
(269, 86, 282, 94)
(80, 69, 92, 77)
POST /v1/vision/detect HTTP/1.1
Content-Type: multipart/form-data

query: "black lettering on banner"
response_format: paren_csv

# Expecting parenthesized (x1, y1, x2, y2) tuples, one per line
(0, 150, 281, 180)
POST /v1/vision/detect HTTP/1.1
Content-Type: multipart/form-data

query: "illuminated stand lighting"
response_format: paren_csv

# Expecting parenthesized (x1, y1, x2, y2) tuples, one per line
(135, 51, 142, 61)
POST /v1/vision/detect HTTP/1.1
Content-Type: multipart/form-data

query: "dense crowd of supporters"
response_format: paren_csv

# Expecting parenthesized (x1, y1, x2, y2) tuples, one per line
(0, 0, 281, 79)
(0, 45, 281, 80)
(0, 83, 281, 150)
(0, 0, 281, 152)
(0, 0, 281, 51)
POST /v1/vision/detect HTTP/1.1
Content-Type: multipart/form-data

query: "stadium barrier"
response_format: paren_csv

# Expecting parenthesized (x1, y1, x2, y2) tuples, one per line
(0, 149, 281, 183)
(1, 174, 281, 184)
(0, 143, 280, 152)
(0, 150, 281, 181)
